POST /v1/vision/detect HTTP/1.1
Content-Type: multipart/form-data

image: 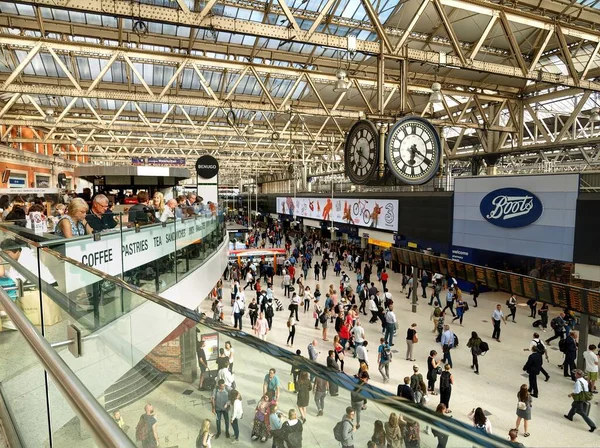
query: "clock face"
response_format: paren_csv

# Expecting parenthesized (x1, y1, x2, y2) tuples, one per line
(344, 120, 379, 185)
(385, 117, 441, 185)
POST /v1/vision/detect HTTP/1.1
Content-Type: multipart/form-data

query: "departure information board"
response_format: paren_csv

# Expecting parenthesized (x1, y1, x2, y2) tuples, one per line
(391, 247, 600, 317)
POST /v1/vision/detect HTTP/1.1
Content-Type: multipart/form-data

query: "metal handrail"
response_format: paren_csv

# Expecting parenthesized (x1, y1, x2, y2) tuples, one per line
(0, 288, 135, 448)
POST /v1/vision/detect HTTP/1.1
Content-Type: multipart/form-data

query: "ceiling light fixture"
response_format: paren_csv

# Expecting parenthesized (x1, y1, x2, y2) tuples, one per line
(334, 68, 351, 93)
(429, 82, 443, 104)
(246, 122, 255, 135)
(44, 109, 55, 124)
(74, 138, 83, 149)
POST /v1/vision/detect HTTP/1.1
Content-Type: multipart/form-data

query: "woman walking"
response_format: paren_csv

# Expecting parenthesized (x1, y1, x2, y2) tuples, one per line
(287, 316, 297, 346)
(515, 384, 532, 437)
(384, 412, 403, 448)
(371, 420, 386, 448)
(314, 262, 320, 281)
(334, 335, 345, 372)
(452, 297, 465, 325)
(296, 372, 311, 423)
(439, 364, 453, 413)
(229, 390, 243, 443)
(197, 419, 213, 448)
(281, 409, 303, 448)
(466, 331, 482, 375)
(224, 341, 235, 373)
(303, 286, 312, 313)
(432, 404, 450, 448)
(468, 407, 492, 434)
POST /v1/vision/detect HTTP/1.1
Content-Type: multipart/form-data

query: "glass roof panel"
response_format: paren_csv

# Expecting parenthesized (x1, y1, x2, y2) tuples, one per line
(15, 3, 35, 16)
(0, 3, 18, 15)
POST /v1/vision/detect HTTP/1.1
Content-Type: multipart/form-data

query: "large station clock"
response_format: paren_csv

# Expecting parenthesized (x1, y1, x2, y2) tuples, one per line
(344, 120, 379, 185)
(385, 117, 441, 185)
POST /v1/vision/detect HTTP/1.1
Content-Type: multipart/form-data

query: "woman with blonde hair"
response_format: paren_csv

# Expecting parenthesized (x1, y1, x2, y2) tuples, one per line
(515, 383, 532, 437)
(55, 197, 93, 237)
(197, 418, 213, 447)
(152, 192, 164, 219)
(384, 412, 403, 448)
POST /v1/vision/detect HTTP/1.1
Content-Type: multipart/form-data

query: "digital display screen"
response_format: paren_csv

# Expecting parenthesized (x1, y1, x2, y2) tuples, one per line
(568, 288, 585, 314)
(415, 252, 424, 270)
(438, 258, 448, 275)
(587, 291, 600, 317)
(454, 262, 466, 281)
(496, 272, 511, 293)
(521, 277, 537, 300)
(551, 283, 569, 309)
(401, 250, 410, 265)
(465, 264, 476, 283)
(509, 274, 523, 297)
(536, 280, 551, 303)
(485, 269, 498, 290)
(447, 260, 456, 278)
(408, 251, 417, 267)
(423, 255, 432, 271)
(475, 266, 487, 286)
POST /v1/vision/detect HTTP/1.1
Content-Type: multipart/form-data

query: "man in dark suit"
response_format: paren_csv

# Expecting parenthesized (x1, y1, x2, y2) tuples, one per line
(563, 331, 578, 380)
(523, 345, 543, 397)
(397, 376, 415, 402)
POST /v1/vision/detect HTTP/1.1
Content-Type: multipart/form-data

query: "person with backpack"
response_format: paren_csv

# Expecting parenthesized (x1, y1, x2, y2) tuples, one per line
(334, 407, 357, 448)
(466, 331, 482, 375)
(564, 369, 597, 432)
(378, 337, 392, 383)
(527, 333, 550, 382)
(402, 419, 420, 448)
(523, 345, 543, 398)
(439, 364, 453, 413)
(545, 313, 566, 345)
(136, 403, 159, 447)
(467, 407, 492, 434)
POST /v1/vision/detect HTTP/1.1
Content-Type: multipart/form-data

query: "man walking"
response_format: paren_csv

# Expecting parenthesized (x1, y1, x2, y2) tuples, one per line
(546, 313, 566, 345)
(136, 404, 159, 448)
(491, 304, 507, 342)
(441, 288, 456, 317)
(377, 337, 391, 383)
(564, 370, 596, 432)
(523, 345, 543, 398)
(211, 380, 231, 439)
(313, 376, 328, 417)
(384, 304, 397, 346)
(563, 331, 578, 380)
(440, 325, 455, 368)
(340, 407, 357, 448)
(529, 333, 550, 382)
(232, 295, 244, 330)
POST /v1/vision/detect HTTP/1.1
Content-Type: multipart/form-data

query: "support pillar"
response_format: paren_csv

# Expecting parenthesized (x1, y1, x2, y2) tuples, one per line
(577, 314, 589, 371)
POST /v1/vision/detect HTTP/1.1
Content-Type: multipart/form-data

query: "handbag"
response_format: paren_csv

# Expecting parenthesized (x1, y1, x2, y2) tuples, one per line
(412, 334, 419, 344)
(517, 401, 527, 411)
(313, 311, 318, 319)
(287, 381, 295, 392)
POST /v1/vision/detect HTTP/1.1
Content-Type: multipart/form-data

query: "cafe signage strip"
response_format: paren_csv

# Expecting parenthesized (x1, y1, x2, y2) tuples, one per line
(62, 216, 218, 292)
(391, 247, 600, 318)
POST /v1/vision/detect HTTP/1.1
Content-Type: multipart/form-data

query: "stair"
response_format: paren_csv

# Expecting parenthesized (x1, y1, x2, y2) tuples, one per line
(104, 359, 168, 413)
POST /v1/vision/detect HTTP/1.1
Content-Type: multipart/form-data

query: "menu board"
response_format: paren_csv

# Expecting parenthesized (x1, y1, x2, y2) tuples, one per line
(475, 266, 487, 285)
(521, 277, 537, 300)
(447, 260, 456, 278)
(422, 255, 432, 271)
(568, 288, 586, 314)
(408, 251, 417, 267)
(454, 262, 466, 281)
(509, 274, 523, 297)
(464, 264, 476, 283)
(536, 280, 551, 303)
(587, 291, 600, 317)
(415, 252, 424, 270)
(485, 269, 498, 290)
(438, 258, 448, 275)
(496, 272, 511, 293)
(550, 283, 569, 309)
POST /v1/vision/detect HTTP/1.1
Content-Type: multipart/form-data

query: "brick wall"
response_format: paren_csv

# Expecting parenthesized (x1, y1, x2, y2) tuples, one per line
(145, 337, 182, 374)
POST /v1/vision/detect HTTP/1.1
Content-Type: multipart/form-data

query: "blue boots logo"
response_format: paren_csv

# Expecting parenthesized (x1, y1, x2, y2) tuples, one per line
(480, 188, 543, 228)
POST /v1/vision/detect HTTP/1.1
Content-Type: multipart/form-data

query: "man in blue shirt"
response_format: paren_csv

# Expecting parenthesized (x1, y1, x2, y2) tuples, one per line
(440, 325, 455, 368)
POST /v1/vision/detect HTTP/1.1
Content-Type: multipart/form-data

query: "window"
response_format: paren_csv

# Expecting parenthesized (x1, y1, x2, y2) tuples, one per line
(35, 174, 51, 188)
(8, 172, 27, 188)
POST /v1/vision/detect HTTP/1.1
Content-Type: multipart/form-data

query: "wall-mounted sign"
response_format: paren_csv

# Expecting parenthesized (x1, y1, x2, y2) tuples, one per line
(276, 197, 398, 232)
(479, 187, 543, 228)
(195, 155, 219, 179)
(132, 157, 186, 166)
(368, 238, 392, 248)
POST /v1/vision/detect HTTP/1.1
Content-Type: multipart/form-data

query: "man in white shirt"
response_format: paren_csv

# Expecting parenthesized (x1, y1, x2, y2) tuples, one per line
(528, 332, 550, 381)
(384, 305, 397, 346)
(584, 344, 599, 394)
(356, 340, 369, 370)
(491, 304, 507, 342)
(564, 369, 597, 432)
(232, 296, 245, 331)
(159, 199, 177, 222)
(351, 321, 365, 357)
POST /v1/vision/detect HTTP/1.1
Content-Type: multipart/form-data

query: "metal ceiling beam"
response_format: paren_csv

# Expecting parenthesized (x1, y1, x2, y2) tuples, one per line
(8, 0, 600, 91)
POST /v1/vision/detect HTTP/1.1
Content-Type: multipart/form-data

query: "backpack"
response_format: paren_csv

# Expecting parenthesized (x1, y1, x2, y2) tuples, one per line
(266, 303, 274, 318)
(440, 371, 451, 390)
(559, 338, 566, 353)
(319, 313, 327, 324)
(381, 344, 391, 361)
(333, 420, 346, 442)
(534, 340, 545, 355)
(551, 317, 561, 330)
(433, 307, 441, 317)
(405, 423, 419, 441)
(453, 333, 459, 347)
(135, 415, 149, 442)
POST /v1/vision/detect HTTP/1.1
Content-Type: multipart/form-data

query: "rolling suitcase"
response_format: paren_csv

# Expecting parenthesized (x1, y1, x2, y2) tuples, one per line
(203, 369, 218, 391)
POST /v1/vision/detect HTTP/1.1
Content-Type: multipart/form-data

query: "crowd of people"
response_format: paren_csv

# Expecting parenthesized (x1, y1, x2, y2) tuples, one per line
(187, 222, 600, 448)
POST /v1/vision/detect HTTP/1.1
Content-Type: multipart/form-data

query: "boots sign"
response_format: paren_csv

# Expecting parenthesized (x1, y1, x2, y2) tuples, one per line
(479, 187, 543, 228)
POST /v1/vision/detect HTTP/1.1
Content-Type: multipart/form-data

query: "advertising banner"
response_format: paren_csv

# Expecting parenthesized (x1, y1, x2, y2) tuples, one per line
(276, 197, 398, 232)
(62, 217, 218, 292)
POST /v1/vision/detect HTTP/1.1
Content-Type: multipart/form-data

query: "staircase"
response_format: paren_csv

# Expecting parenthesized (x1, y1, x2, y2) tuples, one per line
(104, 359, 168, 413)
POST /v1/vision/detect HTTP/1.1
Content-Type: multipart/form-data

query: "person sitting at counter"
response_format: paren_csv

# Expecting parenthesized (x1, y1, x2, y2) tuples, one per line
(127, 191, 155, 224)
(53, 204, 66, 218)
(4, 205, 27, 227)
(55, 198, 93, 238)
(159, 199, 178, 223)
(86, 194, 118, 233)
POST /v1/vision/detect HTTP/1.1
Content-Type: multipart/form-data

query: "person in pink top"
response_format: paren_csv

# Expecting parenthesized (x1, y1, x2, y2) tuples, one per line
(254, 312, 269, 341)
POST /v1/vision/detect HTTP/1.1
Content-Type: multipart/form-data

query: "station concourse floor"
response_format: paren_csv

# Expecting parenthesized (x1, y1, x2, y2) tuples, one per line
(196, 252, 600, 448)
